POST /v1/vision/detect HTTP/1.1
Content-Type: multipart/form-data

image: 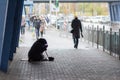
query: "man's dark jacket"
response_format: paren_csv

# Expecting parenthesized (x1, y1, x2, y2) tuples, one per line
(71, 17, 82, 38)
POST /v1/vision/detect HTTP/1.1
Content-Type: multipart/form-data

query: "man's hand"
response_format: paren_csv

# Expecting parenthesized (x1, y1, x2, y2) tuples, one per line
(81, 32, 83, 37)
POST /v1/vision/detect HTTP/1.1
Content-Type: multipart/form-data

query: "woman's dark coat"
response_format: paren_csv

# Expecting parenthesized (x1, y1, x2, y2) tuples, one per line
(28, 38, 48, 61)
(71, 17, 82, 38)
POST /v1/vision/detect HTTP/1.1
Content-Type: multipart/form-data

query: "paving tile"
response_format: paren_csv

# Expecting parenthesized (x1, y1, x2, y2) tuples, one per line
(0, 27, 120, 80)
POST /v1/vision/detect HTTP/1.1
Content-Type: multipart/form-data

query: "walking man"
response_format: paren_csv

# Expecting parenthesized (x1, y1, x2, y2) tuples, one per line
(71, 16, 83, 49)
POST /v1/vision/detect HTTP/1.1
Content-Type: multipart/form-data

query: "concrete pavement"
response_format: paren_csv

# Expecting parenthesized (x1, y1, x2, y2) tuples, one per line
(0, 27, 120, 80)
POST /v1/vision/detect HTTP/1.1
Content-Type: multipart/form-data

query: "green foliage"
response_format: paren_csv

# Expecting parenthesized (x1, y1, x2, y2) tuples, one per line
(58, 3, 109, 16)
(81, 3, 109, 16)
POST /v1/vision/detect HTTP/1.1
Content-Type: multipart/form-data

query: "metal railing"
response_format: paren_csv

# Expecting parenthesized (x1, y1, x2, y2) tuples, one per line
(57, 21, 120, 60)
(83, 24, 120, 60)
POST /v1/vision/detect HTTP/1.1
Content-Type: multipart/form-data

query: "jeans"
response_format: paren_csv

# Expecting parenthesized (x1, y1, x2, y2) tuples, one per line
(73, 36, 79, 48)
(21, 26, 25, 34)
(40, 31, 43, 37)
(35, 28, 40, 39)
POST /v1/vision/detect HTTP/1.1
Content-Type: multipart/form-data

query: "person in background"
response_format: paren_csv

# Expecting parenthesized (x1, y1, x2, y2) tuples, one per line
(26, 14, 31, 30)
(40, 16, 46, 37)
(33, 16, 41, 39)
(21, 16, 26, 35)
(71, 16, 83, 49)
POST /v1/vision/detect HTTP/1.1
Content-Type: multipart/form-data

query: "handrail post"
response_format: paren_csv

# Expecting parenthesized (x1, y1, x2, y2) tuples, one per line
(92, 25, 94, 47)
(88, 25, 89, 44)
(103, 26, 105, 51)
(97, 25, 99, 49)
(118, 29, 120, 60)
(110, 28, 112, 55)
(114, 32, 117, 54)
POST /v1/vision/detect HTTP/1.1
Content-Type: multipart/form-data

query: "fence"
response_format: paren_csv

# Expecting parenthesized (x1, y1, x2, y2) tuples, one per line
(57, 21, 120, 60)
(83, 24, 120, 60)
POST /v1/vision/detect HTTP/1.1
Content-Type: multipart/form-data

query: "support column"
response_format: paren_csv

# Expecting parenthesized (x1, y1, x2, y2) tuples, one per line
(16, 0, 24, 48)
(22, 5, 26, 16)
(0, 0, 24, 72)
(109, 2, 120, 22)
(9, 0, 24, 60)
(30, 4, 33, 15)
(0, 0, 9, 72)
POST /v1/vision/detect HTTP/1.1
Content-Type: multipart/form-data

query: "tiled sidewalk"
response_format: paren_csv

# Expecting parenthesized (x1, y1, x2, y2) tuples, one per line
(1, 47, 120, 80)
(0, 27, 120, 80)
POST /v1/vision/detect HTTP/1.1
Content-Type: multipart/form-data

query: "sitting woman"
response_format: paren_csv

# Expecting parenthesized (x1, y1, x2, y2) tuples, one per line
(28, 38, 48, 62)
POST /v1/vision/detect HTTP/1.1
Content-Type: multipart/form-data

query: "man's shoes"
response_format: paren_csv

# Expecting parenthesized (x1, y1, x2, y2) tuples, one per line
(74, 45, 77, 49)
(75, 46, 77, 49)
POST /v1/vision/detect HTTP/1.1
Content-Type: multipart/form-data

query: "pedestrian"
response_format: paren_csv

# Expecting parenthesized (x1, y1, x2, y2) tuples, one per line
(26, 14, 31, 30)
(40, 17, 46, 37)
(71, 16, 83, 49)
(33, 16, 41, 39)
(21, 16, 26, 35)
